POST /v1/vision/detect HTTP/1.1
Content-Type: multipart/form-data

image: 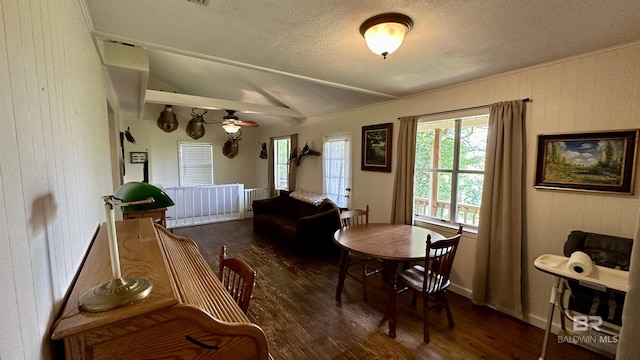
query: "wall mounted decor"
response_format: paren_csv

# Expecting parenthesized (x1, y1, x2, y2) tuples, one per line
(186, 118, 205, 139)
(222, 131, 242, 159)
(124, 127, 136, 144)
(157, 105, 179, 133)
(259, 142, 268, 159)
(290, 141, 321, 166)
(534, 129, 638, 194)
(362, 123, 393, 172)
(130, 152, 148, 164)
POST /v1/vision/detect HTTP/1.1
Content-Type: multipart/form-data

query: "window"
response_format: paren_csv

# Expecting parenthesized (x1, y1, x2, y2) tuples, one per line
(323, 134, 351, 208)
(274, 137, 291, 191)
(414, 114, 489, 227)
(179, 142, 214, 186)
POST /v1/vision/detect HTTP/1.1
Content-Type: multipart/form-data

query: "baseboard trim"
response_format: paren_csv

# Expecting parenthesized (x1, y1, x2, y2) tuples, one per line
(448, 283, 472, 299)
(448, 283, 563, 334)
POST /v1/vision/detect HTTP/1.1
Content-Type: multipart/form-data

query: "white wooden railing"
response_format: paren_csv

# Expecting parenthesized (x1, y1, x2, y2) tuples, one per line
(243, 188, 270, 218)
(164, 185, 270, 228)
(414, 197, 481, 226)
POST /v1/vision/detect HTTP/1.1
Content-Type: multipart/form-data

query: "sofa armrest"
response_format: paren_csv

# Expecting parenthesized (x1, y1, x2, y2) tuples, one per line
(296, 208, 341, 237)
(252, 197, 280, 215)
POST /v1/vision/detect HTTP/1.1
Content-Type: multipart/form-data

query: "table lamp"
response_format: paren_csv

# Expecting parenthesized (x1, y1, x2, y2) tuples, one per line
(78, 182, 175, 312)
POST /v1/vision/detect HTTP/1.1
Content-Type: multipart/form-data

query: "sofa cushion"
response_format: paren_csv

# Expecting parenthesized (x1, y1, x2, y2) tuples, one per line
(265, 214, 296, 228)
(316, 199, 338, 214)
(279, 223, 297, 241)
(289, 190, 327, 205)
(270, 193, 325, 220)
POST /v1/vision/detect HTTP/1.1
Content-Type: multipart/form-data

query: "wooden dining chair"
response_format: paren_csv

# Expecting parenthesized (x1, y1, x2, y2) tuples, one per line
(339, 205, 384, 301)
(396, 225, 463, 343)
(339, 205, 369, 227)
(218, 246, 256, 314)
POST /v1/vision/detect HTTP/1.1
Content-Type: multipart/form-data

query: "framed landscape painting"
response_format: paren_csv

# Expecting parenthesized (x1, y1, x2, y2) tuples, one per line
(361, 123, 393, 172)
(534, 129, 639, 194)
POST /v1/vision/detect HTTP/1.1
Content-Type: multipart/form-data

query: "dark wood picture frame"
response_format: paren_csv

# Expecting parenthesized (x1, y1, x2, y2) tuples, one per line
(361, 123, 393, 172)
(130, 151, 148, 164)
(534, 129, 639, 194)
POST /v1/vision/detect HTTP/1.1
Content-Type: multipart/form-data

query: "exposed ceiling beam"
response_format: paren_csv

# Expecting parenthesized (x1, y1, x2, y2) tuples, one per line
(145, 89, 306, 118)
(92, 31, 399, 100)
(100, 41, 149, 120)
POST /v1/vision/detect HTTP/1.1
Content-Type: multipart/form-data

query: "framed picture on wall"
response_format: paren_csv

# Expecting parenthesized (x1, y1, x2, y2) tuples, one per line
(130, 151, 148, 164)
(534, 129, 639, 194)
(361, 122, 393, 172)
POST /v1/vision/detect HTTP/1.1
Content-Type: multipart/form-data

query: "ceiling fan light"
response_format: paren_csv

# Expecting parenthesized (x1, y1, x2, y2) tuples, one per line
(222, 123, 241, 134)
(360, 13, 413, 59)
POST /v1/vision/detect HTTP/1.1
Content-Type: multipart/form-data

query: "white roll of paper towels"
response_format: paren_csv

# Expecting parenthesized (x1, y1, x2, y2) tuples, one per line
(567, 251, 593, 276)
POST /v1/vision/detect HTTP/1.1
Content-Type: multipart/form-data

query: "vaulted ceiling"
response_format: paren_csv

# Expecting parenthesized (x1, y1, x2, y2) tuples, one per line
(86, 0, 640, 127)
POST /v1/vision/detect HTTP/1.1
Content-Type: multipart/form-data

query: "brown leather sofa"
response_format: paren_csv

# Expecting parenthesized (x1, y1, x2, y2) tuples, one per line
(252, 192, 341, 253)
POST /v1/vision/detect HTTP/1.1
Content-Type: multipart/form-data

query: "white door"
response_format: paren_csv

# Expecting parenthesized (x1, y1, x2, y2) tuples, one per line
(323, 133, 351, 209)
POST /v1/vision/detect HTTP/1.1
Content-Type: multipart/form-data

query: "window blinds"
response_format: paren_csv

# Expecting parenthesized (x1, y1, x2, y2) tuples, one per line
(179, 142, 214, 186)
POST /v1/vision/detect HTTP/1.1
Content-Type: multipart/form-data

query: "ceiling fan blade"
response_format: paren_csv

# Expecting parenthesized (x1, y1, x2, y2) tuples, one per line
(238, 120, 259, 127)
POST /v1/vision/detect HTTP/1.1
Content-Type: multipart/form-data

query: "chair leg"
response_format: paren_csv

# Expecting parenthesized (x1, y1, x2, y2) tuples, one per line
(362, 264, 368, 302)
(423, 292, 430, 343)
(441, 291, 454, 328)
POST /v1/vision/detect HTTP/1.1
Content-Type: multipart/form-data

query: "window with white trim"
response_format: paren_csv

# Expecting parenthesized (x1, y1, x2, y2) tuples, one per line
(179, 142, 214, 186)
(414, 114, 489, 227)
(274, 137, 291, 191)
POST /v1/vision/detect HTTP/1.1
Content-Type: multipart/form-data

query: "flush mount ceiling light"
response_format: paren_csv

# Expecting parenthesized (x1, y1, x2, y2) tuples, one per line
(360, 13, 413, 59)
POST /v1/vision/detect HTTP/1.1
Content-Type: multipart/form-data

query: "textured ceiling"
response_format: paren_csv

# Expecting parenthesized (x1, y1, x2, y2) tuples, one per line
(86, 0, 640, 125)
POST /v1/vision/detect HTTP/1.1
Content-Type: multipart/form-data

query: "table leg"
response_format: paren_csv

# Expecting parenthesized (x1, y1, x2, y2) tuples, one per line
(335, 249, 349, 305)
(386, 260, 399, 338)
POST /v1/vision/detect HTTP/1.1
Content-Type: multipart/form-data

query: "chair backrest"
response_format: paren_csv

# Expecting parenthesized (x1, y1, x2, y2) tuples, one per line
(219, 246, 256, 313)
(423, 225, 462, 293)
(340, 205, 369, 228)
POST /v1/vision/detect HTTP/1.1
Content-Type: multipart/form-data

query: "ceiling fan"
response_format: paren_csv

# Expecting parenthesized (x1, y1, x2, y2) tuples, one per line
(186, 109, 259, 139)
(220, 110, 259, 134)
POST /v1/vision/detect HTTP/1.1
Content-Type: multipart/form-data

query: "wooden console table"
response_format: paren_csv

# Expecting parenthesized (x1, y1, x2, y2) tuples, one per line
(51, 218, 270, 359)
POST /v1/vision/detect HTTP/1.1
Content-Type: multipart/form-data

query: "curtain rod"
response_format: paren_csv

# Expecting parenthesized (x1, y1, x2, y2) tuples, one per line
(397, 98, 531, 120)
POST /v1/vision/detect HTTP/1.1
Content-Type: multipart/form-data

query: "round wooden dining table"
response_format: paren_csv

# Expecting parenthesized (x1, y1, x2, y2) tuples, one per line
(333, 223, 446, 338)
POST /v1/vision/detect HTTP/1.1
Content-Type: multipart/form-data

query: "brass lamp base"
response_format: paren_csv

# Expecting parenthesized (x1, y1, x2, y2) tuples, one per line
(78, 277, 153, 312)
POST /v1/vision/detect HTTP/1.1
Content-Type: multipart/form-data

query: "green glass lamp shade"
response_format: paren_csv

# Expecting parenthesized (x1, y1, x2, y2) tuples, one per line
(114, 182, 175, 213)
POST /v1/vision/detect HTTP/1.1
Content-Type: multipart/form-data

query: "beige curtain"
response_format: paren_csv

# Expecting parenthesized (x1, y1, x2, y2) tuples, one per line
(267, 138, 275, 197)
(288, 134, 298, 191)
(472, 100, 525, 319)
(617, 205, 640, 358)
(391, 116, 418, 224)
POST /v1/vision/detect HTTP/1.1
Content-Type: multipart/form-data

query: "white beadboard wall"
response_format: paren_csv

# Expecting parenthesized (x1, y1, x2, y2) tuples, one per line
(0, 0, 111, 359)
(257, 42, 640, 330)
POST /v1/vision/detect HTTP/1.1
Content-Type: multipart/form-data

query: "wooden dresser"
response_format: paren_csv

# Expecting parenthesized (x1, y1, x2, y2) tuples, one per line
(51, 218, 270, 359)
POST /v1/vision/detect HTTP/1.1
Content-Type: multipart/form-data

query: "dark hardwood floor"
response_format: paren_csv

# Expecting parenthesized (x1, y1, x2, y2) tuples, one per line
(173, 219, 607, 360)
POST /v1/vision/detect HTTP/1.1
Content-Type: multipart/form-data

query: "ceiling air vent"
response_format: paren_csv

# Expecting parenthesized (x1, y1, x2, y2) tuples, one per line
(187, 0, 209, 5)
